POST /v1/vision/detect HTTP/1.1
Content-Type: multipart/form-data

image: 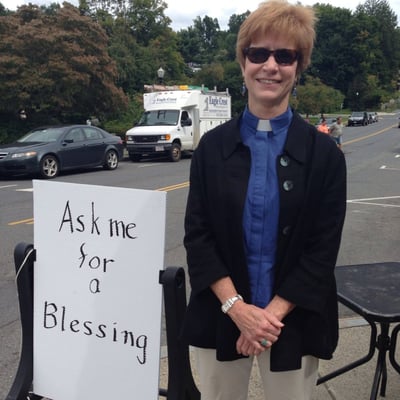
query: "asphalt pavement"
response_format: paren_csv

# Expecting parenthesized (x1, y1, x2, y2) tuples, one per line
(2, 115, 400, 399)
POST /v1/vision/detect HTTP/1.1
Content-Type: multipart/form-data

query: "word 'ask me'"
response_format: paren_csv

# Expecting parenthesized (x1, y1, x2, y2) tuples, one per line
(58, 200, 138, 240)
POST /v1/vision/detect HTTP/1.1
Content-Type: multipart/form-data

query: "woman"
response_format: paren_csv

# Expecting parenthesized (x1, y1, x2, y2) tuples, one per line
(182, 1, 347, 399)
(317, 118, 330, 134)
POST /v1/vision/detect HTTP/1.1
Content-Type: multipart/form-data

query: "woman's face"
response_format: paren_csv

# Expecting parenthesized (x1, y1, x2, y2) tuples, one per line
(241, 34, 298, 119)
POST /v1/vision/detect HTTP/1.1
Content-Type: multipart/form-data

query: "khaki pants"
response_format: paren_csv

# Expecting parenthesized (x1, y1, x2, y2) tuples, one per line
(194, 347, 319, 400)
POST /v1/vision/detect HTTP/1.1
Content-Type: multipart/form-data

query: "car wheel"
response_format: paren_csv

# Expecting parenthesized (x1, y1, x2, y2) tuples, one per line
(104, 149, 119, 170)
(40, 155, 59, 179)
(169, 143, 181, 162)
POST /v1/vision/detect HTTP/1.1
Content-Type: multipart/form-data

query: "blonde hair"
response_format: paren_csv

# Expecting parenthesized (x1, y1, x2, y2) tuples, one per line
(236, 0, 317, 74)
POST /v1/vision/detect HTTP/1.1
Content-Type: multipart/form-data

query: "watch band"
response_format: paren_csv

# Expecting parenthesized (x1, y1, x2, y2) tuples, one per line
(221, 294, 243, 314)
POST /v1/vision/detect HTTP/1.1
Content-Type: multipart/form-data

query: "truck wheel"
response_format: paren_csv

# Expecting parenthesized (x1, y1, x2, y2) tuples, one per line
(129, 154, 141, 162)
(169, 143, 181, 162)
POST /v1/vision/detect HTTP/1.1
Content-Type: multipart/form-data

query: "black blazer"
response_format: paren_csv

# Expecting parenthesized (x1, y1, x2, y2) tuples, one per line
(183, 112, 347, 371)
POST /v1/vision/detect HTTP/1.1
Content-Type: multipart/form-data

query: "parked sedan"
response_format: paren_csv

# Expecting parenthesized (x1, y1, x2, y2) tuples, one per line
(0, 125, 124, 179)
(347, 111, 369, 126)
(368, 112, 378, 123)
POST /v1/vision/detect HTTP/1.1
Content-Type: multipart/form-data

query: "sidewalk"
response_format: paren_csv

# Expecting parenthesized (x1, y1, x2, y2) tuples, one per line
(159, 317, 400, 400)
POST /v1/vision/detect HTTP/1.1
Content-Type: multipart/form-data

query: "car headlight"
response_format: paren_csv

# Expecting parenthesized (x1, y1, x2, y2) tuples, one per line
(159, 134, 171, 141)
(11, 151, 37, 159)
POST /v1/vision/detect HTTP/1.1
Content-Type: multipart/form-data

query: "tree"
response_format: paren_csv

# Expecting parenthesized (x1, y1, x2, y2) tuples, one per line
(310, 5, 355, 94)
(355, 0, 400, 89)
(1, 0, 400, 140)
(296, 76, 345, 115)
(192, 63, 224, 89)
(358, 0, 397, 26)
(217, 11, 250, 62)
(177, 15, 221, 65)
(177, 26, 204, 65)
(0, 3, 128, 126)
(0, 2, 9, 15)
(81, 0, 171, 46)
(311, 1, 400, 110)
(79, 0, 185, 91)
(124, 0, 171, 45)
(227, 11, 249, 34)
(220, 61, 246, 117)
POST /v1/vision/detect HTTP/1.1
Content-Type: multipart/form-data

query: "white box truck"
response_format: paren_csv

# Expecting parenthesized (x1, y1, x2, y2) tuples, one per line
(125, 85, 231, 162)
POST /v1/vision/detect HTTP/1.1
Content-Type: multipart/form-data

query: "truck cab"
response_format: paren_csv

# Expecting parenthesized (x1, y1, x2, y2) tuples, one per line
(125, 85, 231, 162)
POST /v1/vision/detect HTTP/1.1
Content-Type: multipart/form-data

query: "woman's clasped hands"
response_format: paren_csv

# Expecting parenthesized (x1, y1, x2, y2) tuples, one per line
(228, 301, 284, 356)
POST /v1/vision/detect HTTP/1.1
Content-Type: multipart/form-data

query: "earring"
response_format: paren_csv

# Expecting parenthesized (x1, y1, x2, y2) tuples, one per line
(292, 78, 298, 97)
(241, 82, 247, 96)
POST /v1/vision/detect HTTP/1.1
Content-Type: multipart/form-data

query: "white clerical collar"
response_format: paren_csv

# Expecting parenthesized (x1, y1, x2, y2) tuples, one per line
(257, 119, 272, 132)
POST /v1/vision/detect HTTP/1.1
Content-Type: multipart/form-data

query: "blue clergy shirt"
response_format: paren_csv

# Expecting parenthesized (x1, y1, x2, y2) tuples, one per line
(240, 107, 292, 307)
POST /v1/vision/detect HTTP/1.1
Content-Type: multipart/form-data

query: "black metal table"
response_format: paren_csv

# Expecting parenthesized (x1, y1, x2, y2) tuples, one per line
(317, 262, 400, 400)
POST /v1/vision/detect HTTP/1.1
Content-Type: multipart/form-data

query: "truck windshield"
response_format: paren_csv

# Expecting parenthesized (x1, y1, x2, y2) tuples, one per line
(137, 110, 180, 126)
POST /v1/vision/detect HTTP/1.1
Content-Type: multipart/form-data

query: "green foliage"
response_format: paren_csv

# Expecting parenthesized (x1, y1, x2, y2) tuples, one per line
(102, 93, 144, 137)
(192, 63, 224, 89)
(309, 4, 355, 94)
(227, 11, 250, 34)
(0, 0, 399, 143)
(220, 62, 247, 116)
(0, 3, 128, 129)
(0, 114, 37, 144)
(310, 1, 400, 109)
(176, 16, 221, 65)
(296, 77, 345, 115)
(82, 0, 171, 45)
(123, 0, 171, 46)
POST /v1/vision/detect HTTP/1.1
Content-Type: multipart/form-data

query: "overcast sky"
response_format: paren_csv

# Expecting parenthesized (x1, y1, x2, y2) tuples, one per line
(2, 0, 400, 30)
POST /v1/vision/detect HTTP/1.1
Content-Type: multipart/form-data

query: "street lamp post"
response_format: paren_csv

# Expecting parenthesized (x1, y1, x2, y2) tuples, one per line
(157, 67, 165, 85)
(356, 92, 359, 110)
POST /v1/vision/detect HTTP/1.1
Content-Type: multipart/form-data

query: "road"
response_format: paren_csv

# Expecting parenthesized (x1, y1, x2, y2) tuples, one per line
(1, 113, 400, 398)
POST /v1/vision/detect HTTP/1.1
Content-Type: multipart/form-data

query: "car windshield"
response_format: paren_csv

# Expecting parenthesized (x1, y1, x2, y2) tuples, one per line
(351, 112, 364, 117)
(137, 110, 179, 126)
(18, 128, 65, 143)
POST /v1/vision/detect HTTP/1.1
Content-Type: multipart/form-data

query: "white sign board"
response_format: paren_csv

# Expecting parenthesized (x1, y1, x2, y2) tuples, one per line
(32, 180, 166, 400)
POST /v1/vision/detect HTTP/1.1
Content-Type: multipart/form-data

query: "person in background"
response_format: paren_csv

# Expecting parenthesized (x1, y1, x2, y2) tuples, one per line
(317, 117, 329, 134)
(182, 1, 347, 399)
(330, 116, 344, 150)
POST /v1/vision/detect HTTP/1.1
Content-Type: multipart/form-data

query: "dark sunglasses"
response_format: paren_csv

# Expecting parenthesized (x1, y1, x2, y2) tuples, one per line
(243, 47, 299, 65)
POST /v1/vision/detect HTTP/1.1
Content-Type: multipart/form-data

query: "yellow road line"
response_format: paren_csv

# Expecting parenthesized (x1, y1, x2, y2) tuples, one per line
(156, 182, 189, 191)
(7, 182, 190, 226)
(8, 218, 34, 226)
(343, 124, 396, 146)
(8, 124, 395, 227)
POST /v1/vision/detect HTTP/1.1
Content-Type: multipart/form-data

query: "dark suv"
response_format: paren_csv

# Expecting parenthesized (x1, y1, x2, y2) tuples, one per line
(348, 111, 369, 126)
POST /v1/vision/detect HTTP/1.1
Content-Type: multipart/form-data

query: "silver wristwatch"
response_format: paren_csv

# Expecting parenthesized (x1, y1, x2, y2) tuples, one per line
(221, 294, 243, 314)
